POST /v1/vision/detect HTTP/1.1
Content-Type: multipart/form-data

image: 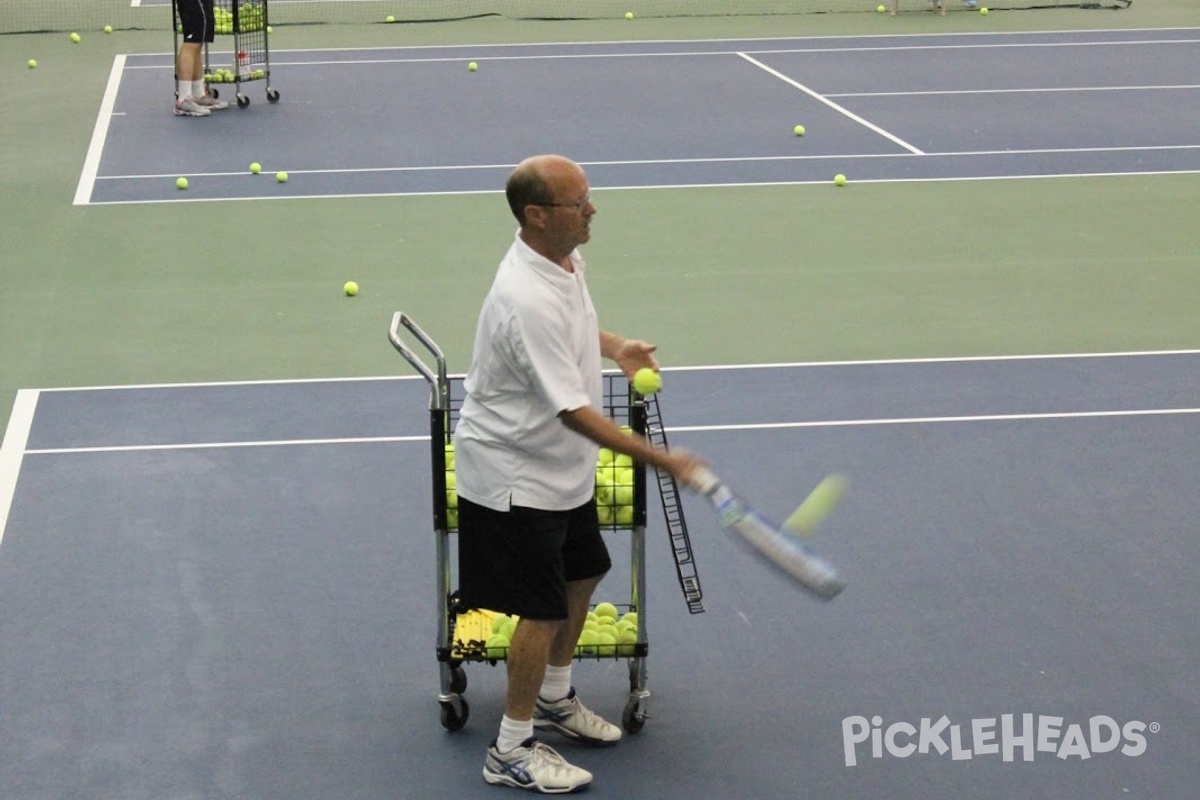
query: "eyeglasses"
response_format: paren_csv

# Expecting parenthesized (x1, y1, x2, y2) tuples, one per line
(534, 192, 591, 212)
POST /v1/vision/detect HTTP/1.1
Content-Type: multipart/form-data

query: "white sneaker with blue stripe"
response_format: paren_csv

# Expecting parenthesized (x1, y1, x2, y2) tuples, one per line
(483, 737, 592, 793)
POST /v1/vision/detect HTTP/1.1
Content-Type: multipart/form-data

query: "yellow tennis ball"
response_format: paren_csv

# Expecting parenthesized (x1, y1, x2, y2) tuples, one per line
(104, 24, 113, 33)
(69, 32, 81, 43)
(468, 61, 477, 72)
(625, 11, 634, 20)
(27, 59, 37, 69)
(175, 177, 188, 190)
(275, 171, 288, 183)
(631, 368, 661, 395)
(793, 124, 805, 136)
(876, 3, 886, 10)
(783, 474, 847, 535)
(385, 14, 395, 23)
(343, 280, 359, 296)
(980, 6, 989, 13)
(834, 173, 847, 186)
(249, 162, 261, 174)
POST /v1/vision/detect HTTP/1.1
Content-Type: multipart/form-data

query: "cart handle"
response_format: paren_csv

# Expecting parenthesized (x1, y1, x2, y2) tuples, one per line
(388, 311, 449, 411)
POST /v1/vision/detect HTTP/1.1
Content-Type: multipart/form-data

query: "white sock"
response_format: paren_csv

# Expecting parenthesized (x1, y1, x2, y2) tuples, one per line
(539, 664, 572, 703)
(191, 80, 206, 99)
(496, 715, 534, 754)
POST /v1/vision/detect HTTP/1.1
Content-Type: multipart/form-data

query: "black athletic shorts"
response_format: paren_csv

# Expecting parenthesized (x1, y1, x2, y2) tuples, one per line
(457, 496, 611, 621)
(176, 0, 215, 44)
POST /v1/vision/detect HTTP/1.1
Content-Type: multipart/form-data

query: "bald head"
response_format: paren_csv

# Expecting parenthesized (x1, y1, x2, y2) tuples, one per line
(505, 155, 584, 225)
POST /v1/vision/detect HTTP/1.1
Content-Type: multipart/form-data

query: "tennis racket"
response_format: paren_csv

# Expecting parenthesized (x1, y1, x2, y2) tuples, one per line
(688, 466, 846, 599)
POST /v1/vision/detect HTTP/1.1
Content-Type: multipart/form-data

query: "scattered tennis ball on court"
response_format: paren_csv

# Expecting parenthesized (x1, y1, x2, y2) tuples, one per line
(783, 473, 847, 536)
(980, 6, 988, 13)
(275, 171, 288, 183)
(877, 3, 886, 11)
(625, 11, 634, 20)
(343, 280, 359, 296)
(793, 124, 805, 136)
(27, 59, 37, 69)
(175, 177, 189, 190)
(266, 25, 273, 34)
(104, 25, 113, 33)
(631, 367, 661, 395)
(385, 14, 395, 23)
(468, 61, 477, 72)
(834, 173, 847, 186)
(249, 162, 261, 174)
(69, 32, 81, 43)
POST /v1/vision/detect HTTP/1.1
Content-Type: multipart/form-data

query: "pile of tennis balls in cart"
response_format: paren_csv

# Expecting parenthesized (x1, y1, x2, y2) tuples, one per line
(485, 603, 641, 659)
(204, 68, 266, 83)
(214, 4, 266, 33)
(442, 434, 639, 532)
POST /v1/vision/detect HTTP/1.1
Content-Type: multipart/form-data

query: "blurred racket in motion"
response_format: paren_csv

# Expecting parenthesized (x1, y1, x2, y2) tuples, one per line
(688, 466, 847, 599)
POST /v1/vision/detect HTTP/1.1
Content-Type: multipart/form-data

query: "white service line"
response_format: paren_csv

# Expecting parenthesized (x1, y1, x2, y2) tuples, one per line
(0, 391, 39, 549)
(736, 52, 924, 155)
(667, 407, 1200, 434)
(75, 55, 126, 206)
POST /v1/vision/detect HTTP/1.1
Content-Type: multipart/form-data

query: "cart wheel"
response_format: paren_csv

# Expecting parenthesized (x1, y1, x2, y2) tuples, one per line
(209, 88, 219, 99)
(266, 88, 280, 104)
(621, 697, 646, 734)
(236, 94, 250, 109)
(449, 664, 467, 695)
(440, 697, 469, 732)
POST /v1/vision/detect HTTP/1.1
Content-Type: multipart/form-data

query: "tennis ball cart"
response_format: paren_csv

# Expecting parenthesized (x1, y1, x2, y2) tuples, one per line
(389, 312, 705, 734)
(172, 0, 280, 108)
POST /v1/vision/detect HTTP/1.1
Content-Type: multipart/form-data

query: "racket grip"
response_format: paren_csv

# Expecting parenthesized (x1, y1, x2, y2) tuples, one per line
(685, 465, 722, 495)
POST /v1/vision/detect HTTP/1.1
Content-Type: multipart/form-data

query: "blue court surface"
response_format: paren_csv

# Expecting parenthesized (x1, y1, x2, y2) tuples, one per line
(77, 28, 1200, 204)
(2, 351, 1198, 799)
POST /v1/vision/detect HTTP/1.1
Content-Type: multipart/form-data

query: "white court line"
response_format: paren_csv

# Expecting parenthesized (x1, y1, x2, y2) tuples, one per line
(27, 348, 1200, 392)
(20, 407, 1200, 457)
(26, 435, 427, 456)
(829, 84, 1200, 98)
(667, 407, 1200, 434)
(86, 167, 1200, 206)
(120, 37, 1200, 69)
(115, 27, 1200, 59)
(738, 51, 924, 155)
(93, 144, 1200, 183)
(74, 56, 125, 206)
(0, 391, 40, 548)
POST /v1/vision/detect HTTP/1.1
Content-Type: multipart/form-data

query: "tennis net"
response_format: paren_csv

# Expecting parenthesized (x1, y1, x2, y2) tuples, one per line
(0, 0, 1132, 35)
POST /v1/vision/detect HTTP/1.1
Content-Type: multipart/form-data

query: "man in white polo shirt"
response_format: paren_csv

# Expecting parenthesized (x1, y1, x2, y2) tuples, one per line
(454, 154, 704, 793)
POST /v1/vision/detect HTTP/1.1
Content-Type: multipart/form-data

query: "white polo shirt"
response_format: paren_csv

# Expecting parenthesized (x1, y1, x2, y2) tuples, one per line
(453, 233, 602, 512)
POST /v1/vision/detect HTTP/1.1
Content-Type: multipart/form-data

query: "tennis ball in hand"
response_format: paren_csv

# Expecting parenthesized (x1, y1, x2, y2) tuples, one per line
(175, 177, 189, 190)
(343, 280, 359, 296)
(249, 162, 261, 174)
(834, 173, 847, 186)
(783, 474, 847, 535)
(275, 171, 288, 183)
(793, 124, 805, 136)
(70, 33, 81, 43)
(631, 368, 661, 395)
